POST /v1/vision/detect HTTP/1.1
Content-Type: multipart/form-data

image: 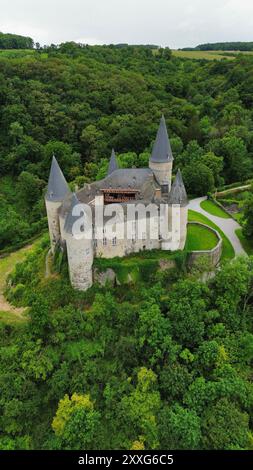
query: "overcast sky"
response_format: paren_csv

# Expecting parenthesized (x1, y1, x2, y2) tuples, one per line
(1, 0, 253, 48)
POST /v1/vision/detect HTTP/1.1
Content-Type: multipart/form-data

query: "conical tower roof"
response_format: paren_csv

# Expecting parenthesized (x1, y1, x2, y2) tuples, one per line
(150, 115, 173, 163)
(64, 193, 81, 235)
(107, 149, 118, 176)
(168, 169, 188, 206)
(45, 155, 70, 202)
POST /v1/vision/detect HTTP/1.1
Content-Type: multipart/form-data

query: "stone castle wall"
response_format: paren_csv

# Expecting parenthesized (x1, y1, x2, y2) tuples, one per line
(187, 222, 222, 267)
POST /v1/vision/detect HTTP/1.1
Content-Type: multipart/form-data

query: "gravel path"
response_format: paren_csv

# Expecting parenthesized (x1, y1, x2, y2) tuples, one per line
(188, 196, 246, 256)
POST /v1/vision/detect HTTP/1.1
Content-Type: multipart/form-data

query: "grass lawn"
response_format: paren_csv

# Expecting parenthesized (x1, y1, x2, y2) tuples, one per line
(188, 210, 235, 260)
(186, 223, 218, 251)
(235, 228, 253, 256)
(200, 199, 231, 218)
(233, 212, 244, 223)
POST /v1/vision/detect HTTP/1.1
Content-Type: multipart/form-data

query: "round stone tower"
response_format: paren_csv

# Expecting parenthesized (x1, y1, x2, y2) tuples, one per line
(162, 169, 188, 251)
(64, 193, 94, 291)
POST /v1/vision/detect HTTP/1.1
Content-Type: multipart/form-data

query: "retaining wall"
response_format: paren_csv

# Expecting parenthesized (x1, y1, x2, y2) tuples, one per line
(187, 222, 222, 267)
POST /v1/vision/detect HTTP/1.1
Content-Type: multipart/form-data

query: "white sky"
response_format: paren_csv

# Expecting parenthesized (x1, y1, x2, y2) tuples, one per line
(1, 0, 253, 48)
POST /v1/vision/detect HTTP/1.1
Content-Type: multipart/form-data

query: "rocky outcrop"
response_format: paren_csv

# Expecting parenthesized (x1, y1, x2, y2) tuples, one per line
(94, 268, 116, 286)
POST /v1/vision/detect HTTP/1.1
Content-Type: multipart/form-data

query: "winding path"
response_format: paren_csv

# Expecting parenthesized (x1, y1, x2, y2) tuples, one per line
(188, 196, 246, 256)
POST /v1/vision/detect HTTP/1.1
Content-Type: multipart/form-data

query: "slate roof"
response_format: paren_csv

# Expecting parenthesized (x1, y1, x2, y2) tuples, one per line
(168, 169, 188, 206)
(45, 156, 70, 202)
(107, 149, 118, 175)
(103, 168, 154, 189)
(150, 115, 173, 163)
(64, 193, 81, 234)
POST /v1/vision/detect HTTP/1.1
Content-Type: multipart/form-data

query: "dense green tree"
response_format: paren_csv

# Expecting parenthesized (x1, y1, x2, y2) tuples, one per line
(202, 398, 251, 449)
(182, 163, 215, 195)
(158, 404, 201, 449)
(242, 186, 253, 238)
(52, 393, 101, 450)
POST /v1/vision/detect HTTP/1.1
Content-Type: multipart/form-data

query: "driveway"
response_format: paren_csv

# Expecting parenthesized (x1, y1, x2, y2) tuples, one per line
(188, 196, 246, 256)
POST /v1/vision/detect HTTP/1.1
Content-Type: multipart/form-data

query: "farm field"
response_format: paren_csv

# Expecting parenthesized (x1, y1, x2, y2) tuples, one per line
(172, 50, 235, 60)
(0, 49, 48, 59)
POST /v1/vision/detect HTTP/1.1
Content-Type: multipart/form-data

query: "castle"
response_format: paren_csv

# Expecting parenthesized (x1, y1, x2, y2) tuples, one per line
(45, 115, 188, 290)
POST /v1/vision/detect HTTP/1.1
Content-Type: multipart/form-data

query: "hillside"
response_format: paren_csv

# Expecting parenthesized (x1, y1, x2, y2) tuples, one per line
(0, 40, 253, 451)
(1, 43, 253, 252)
(0, 233, 252, 450)
(182, 42, 253, 51)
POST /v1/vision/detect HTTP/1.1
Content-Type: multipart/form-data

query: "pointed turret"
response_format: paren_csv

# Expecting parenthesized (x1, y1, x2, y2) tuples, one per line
(64, 193, 81, 235)
(107, 149, 118, 176)
(45, 155, 70, 202)
(168, 169, 188, 206)
(150, 115, 173, 163)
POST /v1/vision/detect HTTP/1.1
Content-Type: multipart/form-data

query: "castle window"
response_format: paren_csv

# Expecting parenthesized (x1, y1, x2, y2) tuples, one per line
(112, 237, 117, 246)
(94, 240, 97, 248)
(103, 237, 107, 246)
(86, 248, 90, 255)
(161, 185, 168, 195)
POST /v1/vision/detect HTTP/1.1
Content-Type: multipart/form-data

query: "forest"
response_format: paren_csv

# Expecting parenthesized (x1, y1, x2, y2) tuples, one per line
(0, 33, 34, 50)
(182, 42, 253, 51)
(1, 43, 253, 450)
(0, 235, 252, 450)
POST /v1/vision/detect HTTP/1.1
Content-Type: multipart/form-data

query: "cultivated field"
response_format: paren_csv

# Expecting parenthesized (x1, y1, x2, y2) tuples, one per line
(172, 50, 235, 60)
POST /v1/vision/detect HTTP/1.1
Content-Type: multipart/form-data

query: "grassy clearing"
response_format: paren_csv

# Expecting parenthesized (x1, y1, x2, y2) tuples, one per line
(200, 199, 231, 219)
(235, 229, 253, 256)
(0, 310, 27, 324)
(172, 50, 234, 60)
(186, 223, 218, 251)
(0, 242, 41, 290)
(188, 210, 235, 260)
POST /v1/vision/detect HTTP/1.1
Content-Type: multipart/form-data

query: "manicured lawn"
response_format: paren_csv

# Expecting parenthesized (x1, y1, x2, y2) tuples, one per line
(200, 199, 231, 218)
(188, 210, 235, 260)
(186, 224, 218, 251)
(235, 228, 253, 256)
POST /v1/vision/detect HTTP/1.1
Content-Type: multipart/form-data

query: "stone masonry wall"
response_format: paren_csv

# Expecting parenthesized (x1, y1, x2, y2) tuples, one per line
(187, 222, 222, 267)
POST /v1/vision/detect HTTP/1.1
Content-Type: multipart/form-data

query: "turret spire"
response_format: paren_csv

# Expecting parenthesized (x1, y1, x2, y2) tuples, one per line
(107, 149, 118, 176)
(45, 155, 70, 202)
(168, 169, 188, 206)
(150, 115, 173, 163)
